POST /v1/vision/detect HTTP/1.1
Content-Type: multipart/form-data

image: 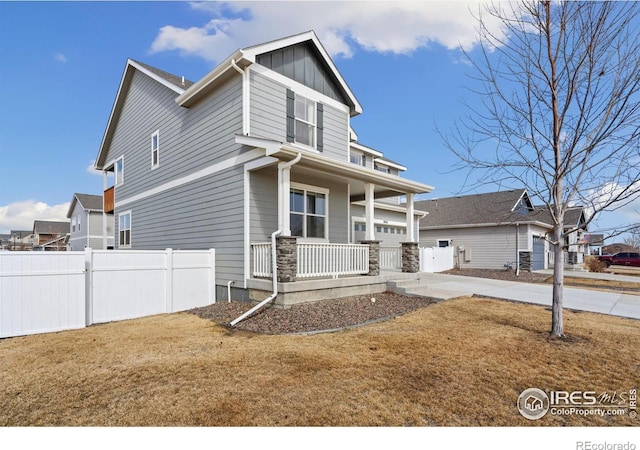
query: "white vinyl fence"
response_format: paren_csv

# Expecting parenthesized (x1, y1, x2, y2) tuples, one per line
(1, 249, 216, 339)
(420, 246, 455, 273)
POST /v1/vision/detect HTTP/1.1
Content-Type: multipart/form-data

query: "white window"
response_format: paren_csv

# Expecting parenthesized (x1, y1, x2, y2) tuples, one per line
(71, 216, 76, 232)
(115, 156, 124, 185)
(438, 239, 451, 248)
(294, 94, 316, 147)
(77, 215, 81, 232)
(118, 211, 131, 248)
(374, 163, 390, 173)
(151, 130, 159, 168)
(290, 184, 327, 239)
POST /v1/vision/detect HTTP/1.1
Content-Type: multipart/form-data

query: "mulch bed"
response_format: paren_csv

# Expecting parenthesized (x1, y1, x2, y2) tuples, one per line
(188, 291, 437, 335)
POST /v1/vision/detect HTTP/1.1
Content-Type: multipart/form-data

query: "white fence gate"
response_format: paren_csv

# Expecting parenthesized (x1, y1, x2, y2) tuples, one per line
(420, 246, 454, 273)
(0, 249, 216, 338)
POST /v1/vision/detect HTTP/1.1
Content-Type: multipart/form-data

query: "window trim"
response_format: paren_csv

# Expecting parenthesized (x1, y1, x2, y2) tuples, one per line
(293, 93, 317, 149)
(151, 130, 160, 169)
(118, 210, 132, 248)
(115, 156, 125, 186)
(289, 182, 329, 241)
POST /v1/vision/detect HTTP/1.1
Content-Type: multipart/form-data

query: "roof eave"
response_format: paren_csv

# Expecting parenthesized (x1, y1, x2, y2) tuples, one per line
(175, 50, 245, 108)
(95, 60, 187, 170)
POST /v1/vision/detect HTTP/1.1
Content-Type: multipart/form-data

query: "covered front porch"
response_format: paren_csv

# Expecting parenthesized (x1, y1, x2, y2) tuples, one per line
(240, 135, 433, 289)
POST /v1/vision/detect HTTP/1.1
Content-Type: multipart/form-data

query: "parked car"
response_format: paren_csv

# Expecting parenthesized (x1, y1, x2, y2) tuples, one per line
(597, 252, 640, 268)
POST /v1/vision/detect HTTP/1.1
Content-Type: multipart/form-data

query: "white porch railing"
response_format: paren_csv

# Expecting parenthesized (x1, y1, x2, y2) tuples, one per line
(297, 243, 369, 278)
(252, 243, 273, 277)
(380, 247, 402, 270)
(251, 242, 370, 279)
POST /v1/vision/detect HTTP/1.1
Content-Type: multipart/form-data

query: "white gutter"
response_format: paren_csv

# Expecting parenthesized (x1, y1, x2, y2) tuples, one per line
(230, 153, 303, 326)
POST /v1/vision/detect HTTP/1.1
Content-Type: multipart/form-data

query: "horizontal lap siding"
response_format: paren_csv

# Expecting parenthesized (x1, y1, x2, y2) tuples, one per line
(250, 71, 286, 142)
(419, 226, 519, 269)
(321, 104, 348, 161)
(68, 203, 87, 251)
(116, 167, 244, 284)
(249, 70, 349, 162)
(107, 71, 243, 201)
(250, 167, 278, 243)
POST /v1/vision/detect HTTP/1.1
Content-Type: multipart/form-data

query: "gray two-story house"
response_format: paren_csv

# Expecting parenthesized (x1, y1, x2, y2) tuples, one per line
(94, 31, 434, 301)
(67, 193, 114, 251)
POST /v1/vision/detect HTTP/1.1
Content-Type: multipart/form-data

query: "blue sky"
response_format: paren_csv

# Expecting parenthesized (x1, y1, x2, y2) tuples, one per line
(0, 1, 637, 239)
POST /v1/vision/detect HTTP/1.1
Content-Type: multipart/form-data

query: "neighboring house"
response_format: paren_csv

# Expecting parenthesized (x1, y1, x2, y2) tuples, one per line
(7, 230, 35, 251)
(93, 31, 434, 300)
(32, 221, 69, 251)
(66, 193, 115, 251)
(580, 233, 605, 255)
(415, 189, 589, 271)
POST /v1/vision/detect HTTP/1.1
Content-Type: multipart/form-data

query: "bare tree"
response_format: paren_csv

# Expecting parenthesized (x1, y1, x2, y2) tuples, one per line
(443, 1, 640, 337)
(623, 227, 640, 250)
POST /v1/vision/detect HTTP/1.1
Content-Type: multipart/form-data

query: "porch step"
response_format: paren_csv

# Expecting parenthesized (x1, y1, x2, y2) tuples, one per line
(387, 276, 473, 301)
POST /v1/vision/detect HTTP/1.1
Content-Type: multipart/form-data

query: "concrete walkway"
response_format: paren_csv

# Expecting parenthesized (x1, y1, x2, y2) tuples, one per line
(388, 273, 640, 320)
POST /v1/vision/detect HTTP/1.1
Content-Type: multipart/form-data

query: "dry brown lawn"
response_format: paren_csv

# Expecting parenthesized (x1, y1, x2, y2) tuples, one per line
(562, 276, 640, 294)
(1, 297, 638, 427)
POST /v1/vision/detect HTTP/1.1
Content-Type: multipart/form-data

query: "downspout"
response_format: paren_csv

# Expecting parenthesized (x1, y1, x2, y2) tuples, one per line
(230, 153, 302, 326)
(227, 280, 234, 303)
(515, 223, 520, 277)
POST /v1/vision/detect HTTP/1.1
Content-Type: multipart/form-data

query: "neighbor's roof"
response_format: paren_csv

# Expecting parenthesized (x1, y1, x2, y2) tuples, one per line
(33, 220, 70, 235)
(67, 193, 105, 217)
(415, 189, 543, 229)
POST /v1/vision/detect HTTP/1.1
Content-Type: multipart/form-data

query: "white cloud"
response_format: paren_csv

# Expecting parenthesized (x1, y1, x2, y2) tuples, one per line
(54, 53, 67, 63)
(0, 200, 70, 234)
(149, 1, 512, 62)
(86, 160, 102, 176)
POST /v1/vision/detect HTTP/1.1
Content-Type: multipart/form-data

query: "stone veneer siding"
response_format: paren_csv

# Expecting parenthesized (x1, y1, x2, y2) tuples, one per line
(359, 240, 380, 276)
(401, 242, 420, 273)
(276, 236, 297, 282)
(519, 251, 532, 272)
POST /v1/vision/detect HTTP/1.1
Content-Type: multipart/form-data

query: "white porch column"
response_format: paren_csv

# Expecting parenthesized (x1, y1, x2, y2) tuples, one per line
(278, 162, 292, 236)
(406, 193, 415, 243)
(364, 183, 375, 241)
(102, 171, 108, 250)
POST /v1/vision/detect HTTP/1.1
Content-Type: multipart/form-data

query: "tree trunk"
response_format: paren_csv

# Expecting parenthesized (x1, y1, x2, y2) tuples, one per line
(551, 224, 565, 337)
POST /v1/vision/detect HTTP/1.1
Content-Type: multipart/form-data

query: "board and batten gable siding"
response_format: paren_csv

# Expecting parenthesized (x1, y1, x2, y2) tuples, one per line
(114, 165, 245, 285)
(249, 69, 350, 162)
(419, 225, 530, 270)
(255, 41, 350, 105)
(248, 166, 349, 245)
(104, 69, 244, 202)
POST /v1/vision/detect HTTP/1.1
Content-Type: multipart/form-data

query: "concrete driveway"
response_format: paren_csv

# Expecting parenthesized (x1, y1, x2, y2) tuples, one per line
(389, 272, 640, 320)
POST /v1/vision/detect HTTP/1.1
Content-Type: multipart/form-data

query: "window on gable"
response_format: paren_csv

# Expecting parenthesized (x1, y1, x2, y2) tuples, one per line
(118, 211, 131, 248)
(71, 216, 76, 233)
(77, 215, 81, 232)
(290, 185, 327, 239)
(151, 130, 160, 168)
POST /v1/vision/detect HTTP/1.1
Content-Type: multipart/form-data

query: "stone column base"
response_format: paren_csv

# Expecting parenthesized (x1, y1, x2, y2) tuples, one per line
(401, 242, 419, 273)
